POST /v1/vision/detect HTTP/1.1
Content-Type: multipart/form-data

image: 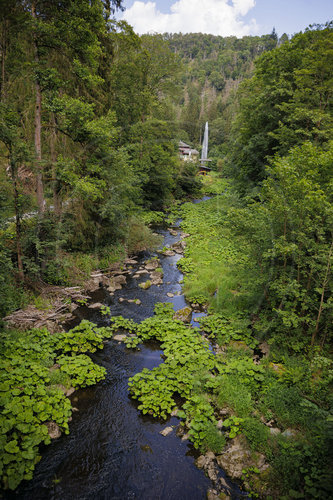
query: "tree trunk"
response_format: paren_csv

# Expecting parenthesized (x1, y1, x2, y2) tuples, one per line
(311, 241, 333, 346)
(0, 21, 6, 101)
(50, 113, 61, 215)
(9, 150, 24, 281)
(0, 19, 8, 101)
(32, 2, 45, 216)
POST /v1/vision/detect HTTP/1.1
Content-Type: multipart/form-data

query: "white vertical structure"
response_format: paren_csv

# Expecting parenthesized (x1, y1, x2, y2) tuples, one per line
(201, 122, 209, 164)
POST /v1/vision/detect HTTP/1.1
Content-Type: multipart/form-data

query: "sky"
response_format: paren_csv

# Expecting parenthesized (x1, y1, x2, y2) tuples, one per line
(116, 0, 332, 38)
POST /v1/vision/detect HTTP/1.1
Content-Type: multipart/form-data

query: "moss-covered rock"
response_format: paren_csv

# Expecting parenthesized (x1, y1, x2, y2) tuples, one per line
(139, 280, 152, 290)
(173, 306, 192, 323)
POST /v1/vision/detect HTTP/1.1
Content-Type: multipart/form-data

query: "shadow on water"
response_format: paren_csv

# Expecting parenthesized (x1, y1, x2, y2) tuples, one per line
(10, 205, 248, 500)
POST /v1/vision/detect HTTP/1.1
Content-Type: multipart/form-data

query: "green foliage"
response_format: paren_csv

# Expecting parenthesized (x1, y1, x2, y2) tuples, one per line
(0, 241, 27, 318)
(56, 320, 113, 354)
(269, 436, 333, 499)
(199, 313, 258, 349)
(259, 383, 329, 432)
(57, 355, 106, 388)
(222, 416, 244, 438)
(0, 320, 112, 490)
(176, 257, 194, 273)
(216, 354, 265, 393)
(125, 216, 162, 254)
(182, 395, 220, 450)
(228, 23, 333, 186)
(242, 418, 270, 453)
(139, 211, 165, 226)
(217, 375, 253, 417)
(128, 119, 178, 210)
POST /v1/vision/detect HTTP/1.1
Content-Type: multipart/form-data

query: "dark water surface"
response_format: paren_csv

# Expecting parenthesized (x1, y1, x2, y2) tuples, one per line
(11, 221, 246, 500)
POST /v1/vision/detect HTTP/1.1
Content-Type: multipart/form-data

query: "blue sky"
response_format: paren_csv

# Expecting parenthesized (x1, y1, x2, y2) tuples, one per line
(117, 0, 332, 37)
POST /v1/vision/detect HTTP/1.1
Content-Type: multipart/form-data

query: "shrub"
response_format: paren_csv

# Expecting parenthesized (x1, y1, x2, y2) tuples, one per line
(242, 417, 270, 453)
(125, 216, 162, 254)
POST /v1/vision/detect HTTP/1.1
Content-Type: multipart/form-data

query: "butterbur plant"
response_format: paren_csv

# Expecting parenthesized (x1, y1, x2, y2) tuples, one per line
(0, 320, 112, 490)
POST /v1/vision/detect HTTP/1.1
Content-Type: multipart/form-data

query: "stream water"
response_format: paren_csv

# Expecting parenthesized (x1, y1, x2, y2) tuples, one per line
(10, 210, 247, 500)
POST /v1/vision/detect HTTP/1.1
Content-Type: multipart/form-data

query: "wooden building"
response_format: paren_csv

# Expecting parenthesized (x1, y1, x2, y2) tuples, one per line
(179, 141, 199, 161)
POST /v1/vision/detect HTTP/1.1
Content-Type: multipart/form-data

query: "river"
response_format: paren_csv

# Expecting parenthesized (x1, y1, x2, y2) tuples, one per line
(10, 208, 247, 500)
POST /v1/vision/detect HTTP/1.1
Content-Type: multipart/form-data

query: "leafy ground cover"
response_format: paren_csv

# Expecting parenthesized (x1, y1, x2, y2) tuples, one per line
(173, 176, 333, 498)
(0, 321, 114, 490)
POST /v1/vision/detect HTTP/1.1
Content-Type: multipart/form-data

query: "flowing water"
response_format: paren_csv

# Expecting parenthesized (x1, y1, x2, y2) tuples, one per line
(10, 213, 247, 500)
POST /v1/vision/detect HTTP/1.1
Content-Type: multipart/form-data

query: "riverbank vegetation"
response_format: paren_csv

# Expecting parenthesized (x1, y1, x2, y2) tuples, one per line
(0, 320, 114, 490)
(177, 185, 332, 497)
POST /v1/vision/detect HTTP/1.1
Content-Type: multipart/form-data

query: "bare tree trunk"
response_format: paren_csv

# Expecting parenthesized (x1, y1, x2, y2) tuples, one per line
(0, 21, 7, 101)
(50, 113, 61, 215)
(311, 240, 333, 346)
(9, 150, 24, 281)
(32, 2, 45, 216)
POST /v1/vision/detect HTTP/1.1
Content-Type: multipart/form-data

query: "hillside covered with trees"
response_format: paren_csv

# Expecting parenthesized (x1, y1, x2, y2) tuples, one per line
(0, 1, 332, 497)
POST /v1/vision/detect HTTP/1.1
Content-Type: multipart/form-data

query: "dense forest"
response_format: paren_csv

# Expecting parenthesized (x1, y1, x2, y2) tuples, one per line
(0, 0, 332, 497)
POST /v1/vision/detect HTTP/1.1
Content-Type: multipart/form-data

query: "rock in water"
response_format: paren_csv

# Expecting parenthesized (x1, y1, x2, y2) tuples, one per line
(113, 274, 127, 285)
(88, 302, 103, 309)
(173, 307, 192, 323)
(160, 426, 173, 436)
(46, 421, 61, 439)
(113, 334, 127, 342)
(139, 280, 152, 290)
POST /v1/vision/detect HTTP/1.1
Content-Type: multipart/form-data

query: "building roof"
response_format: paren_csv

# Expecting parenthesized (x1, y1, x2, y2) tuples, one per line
(179, 140, 191, 148)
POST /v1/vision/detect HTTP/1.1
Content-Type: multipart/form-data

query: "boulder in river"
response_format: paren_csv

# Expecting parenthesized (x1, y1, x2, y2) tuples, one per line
(171, 240, 186, 254)
(207, 489, 228, 500)
(108, 282, 122, 293)
(113, 274, 127, 285)
(162, 249, 176, 257)
(150, 271, 163, 285)
(173, 306, 192, 323)
(160, 426, 173, 437)
(88, 302, 103, 309)
(85, 278, 101, 292)
(46, 421, 61, 439)
(125, 258, 138, 265)
(145, 261, 159, 271)
(113, 334, 127, 342)
(139, 280, 152, 290)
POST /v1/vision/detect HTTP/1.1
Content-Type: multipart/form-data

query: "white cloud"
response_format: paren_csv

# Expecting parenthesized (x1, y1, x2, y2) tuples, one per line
(120, 0, 258, 37)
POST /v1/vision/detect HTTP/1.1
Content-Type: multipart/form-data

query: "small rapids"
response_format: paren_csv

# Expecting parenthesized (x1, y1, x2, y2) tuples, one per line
(10, 215, 247, 500)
